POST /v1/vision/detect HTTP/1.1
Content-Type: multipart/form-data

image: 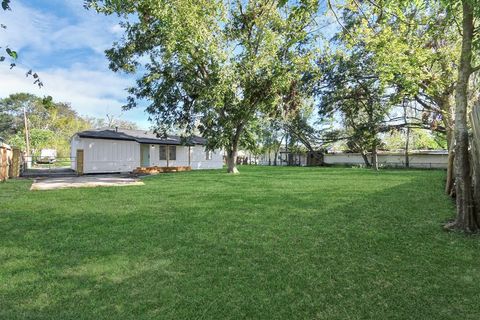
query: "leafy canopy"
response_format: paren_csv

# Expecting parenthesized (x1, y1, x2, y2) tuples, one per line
(87, 0, 320, 157)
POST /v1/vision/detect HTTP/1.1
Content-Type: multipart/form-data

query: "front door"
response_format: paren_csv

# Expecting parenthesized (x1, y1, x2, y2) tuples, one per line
(140, 144, 150, 167)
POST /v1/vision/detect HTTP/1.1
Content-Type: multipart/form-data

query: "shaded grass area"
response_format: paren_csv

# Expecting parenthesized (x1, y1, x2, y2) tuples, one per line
(1, 166, 479, 319)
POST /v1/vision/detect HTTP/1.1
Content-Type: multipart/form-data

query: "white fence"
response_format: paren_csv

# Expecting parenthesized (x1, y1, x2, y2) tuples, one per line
(254, 150, 448, 169)
(324, 152, 448, 169)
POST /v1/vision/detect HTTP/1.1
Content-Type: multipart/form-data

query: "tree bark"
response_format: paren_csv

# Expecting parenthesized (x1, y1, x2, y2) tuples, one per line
(405, 127, 410, 168)
(403, 102, 410, 168)
(471, 103, 480, 223)
(446, 0, 479, 232)
(226, 148, 239, 174)
(226, 124, 243, 174)
(445, 149, 455, 195)
(371, 147, 379, 171)
(439, 95, 456, 196)
(361, 151, 370, 167)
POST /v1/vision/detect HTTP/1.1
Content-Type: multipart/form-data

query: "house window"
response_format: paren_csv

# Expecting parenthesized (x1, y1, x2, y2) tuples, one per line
(168, 146, 176, 160)
(206, 150, 212, 160)
(159, 146, 167, 160)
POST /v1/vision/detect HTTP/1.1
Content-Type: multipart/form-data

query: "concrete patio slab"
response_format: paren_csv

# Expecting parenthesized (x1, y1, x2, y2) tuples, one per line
(31, 174, 144, 191)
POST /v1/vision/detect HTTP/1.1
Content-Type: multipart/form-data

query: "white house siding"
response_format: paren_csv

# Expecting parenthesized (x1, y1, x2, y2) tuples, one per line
(71, 135, 223, 173)
(149, 144, 189, 167)
(148, 145, 223, 169)
(71, 136, 140, 173)
(190, 145, 224, 169)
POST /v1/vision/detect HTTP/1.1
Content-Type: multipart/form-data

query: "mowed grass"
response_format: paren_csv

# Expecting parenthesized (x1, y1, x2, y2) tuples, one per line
(1, 166, 479, 319)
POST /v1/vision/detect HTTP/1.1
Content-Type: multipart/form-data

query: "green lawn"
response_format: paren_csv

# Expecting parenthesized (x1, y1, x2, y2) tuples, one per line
(1, 166, 479, 319)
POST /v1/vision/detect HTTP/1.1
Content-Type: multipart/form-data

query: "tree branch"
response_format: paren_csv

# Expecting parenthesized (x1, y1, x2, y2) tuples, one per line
(471, 65, 480, 74)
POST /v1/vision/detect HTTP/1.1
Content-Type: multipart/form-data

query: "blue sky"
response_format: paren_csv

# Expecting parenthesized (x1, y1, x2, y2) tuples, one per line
(1, 1, 339, 131)
(0, 0, 151, 128)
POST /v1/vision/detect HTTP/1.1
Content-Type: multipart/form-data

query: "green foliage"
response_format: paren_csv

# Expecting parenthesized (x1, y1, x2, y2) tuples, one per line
(345, 0, 460, 101)
(1, 0, 10, 11)
(87, 0, 320, 168)
(12, 128, 54, 155)
(383, 129, 447, 150)
(317, 47, 392, 155)
(0, 93, 91, 157)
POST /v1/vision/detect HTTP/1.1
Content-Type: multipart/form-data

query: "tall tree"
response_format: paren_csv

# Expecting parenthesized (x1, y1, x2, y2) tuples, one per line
(87, 0, 320, 173)
(0, 93, 91, 157)
(445, 0, 480, 232)
(317, 48, 392, 169)
(333, 0, 460, 191)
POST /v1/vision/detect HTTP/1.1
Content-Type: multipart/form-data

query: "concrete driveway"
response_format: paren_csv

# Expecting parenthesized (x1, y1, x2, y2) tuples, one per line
(31, 174, 144, 191)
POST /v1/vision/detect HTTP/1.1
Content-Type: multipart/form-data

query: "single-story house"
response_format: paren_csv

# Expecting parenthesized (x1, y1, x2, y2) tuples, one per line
(70, 128, 223, 174)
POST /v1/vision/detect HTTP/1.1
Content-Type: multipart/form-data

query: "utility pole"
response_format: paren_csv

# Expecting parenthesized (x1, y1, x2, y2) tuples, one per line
(23, 107, 31, 168)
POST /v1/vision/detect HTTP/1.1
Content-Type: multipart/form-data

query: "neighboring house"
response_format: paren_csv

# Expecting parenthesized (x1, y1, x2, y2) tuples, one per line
(70, 128, 223, 174)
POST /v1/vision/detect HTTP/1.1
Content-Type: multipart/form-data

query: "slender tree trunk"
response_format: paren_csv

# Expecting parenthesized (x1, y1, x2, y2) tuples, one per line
(445, 0, 478, 232)
(285, 134, 289, 166)
(403, 102, 410, 168)
(274, 135, 285, 166)
(361, 151, 370, 167)
(404, 130, 410, 168)
(371, 147, 379, 171)
(440, 96, 456, 196)
(226, 124, 243, 174)
(445, 123, 455, 196)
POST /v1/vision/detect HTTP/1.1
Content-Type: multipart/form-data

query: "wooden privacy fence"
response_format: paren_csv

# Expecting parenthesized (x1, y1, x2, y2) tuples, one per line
(0, 142, 12, 181)
(0, 142, 23, 181)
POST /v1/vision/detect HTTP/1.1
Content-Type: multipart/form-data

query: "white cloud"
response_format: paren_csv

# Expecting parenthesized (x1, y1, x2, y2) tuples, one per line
(0, 1, 151, 129)
(0, 63, 123, 115)
(2, 1, 120, 54)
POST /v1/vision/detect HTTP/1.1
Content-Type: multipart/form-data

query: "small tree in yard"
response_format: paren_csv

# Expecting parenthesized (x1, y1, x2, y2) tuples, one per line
(317, 49, 392, 170)
(87, 0, 319, 173)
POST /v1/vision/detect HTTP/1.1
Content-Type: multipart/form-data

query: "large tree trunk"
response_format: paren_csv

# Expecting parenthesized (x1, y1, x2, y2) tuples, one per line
(445, 0, 479, 232)
(226, 148, 239, 174)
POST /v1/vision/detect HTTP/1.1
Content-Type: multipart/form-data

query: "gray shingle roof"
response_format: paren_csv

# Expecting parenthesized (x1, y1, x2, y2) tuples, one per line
(76, 128, 206, 145)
